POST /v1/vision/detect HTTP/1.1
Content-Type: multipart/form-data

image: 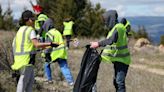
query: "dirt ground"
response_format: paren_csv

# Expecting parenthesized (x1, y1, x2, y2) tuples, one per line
(0, 33, 164, 92)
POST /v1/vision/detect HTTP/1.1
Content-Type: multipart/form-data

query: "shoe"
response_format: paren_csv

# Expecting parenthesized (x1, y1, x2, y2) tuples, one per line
(44, 80, 53, 84)
(69, 82, 74, 86)
(48, 80, 53, 84)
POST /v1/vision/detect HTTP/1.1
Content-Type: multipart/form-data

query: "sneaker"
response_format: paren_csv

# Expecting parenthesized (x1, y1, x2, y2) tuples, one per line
(48, 80, 53, 84)
(44, 80, 53, 84)
(69, 82, 74, 86)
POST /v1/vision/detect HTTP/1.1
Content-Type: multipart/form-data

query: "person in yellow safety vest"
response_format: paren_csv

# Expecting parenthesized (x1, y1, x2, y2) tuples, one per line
(42, 18, 74, 85)
(120, 18, 132, 37)
(63, 17, 76, 48)
(11, 10, 58, 92)
(90, 14, 131, 92)
(33, 5, 48, 42)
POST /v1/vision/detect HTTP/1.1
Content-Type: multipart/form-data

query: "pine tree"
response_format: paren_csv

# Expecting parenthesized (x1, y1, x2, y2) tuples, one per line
(0, 5, 4, 29)
(0, 3, 14, 30)
(3, 5, 14, 30)
(37, 0, 105, 37)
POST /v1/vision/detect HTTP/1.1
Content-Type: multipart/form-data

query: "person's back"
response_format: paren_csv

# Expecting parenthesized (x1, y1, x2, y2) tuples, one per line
(63, 17, 74, 48)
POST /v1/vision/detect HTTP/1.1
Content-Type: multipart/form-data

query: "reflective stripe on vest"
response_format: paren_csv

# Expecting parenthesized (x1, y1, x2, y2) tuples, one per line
(102, 52, 130, 57)
(104, 45, 128, 50)
(13, 27, 32, 55)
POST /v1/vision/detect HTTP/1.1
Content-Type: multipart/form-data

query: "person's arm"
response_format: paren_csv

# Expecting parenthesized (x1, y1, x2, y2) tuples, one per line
(98, 29, 118, 47)
(30, 30, 57, 49)
(32, 38, 51, 48)
(90, 29, 118, 48)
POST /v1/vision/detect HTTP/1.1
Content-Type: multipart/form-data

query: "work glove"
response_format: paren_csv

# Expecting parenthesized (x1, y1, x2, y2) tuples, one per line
(50, 42, 59, 47)
(36, 35, 40, 39)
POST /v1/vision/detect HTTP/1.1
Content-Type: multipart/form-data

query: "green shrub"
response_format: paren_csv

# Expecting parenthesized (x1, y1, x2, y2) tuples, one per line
(160, 35, 164, 45)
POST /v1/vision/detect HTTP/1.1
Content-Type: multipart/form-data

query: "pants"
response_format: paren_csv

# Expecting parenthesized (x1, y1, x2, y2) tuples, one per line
(44, 58, 74, 84)
(65, 35, 72, 48)
(17, 66, 34, 92)
(113, 62, 129, 92)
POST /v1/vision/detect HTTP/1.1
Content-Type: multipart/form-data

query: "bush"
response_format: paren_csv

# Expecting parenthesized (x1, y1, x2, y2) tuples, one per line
(132, 26, 150, 40)
(160, 35, 164, 45)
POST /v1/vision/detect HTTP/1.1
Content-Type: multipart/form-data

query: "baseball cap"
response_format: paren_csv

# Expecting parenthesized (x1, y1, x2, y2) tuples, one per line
(22, 10, 35, 21)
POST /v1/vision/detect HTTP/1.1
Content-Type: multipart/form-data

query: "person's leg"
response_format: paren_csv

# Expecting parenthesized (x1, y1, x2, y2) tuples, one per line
(58, 59, 74, 85)
(113, 62, 118, 91)
(16, 66, 31, 92)
(25, 66, 35, 92)
(113, 62, 129, 92)
(44, 53, 52, 81)
(65, 35, 71, 48)
(44, 62, 52, 81)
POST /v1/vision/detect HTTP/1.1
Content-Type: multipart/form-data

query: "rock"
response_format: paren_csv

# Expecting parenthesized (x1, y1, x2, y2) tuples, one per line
(134, 38, 150, 48)
(133, 38, 158, 53)
(159, 44, 164, 53)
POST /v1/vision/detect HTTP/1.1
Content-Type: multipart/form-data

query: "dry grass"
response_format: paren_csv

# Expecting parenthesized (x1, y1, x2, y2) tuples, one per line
(0, 31, 164, 92)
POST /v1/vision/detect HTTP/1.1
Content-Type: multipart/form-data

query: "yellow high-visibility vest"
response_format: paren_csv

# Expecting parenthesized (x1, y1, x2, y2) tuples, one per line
(45, 28, 67, 61)
(35, 14, 48, 38)
(12, 26, 35, 70)
(63, 21, 74, 36)
(101, 23, 131, 65)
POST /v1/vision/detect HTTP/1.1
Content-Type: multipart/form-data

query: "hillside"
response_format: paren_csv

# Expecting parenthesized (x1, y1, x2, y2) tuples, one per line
(0, 32, 164, 92)
(125, 16, 164, 44)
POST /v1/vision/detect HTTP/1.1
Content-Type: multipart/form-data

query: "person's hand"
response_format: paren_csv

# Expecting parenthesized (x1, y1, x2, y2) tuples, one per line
(36, 35, 40, 39)
(90, 42, 99, 48)
(50, 42, 59, 47)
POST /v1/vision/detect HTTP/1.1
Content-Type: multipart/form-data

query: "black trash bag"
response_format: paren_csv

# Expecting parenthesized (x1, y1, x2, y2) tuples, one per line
(102, 10, 118, 30)
(73, 45, 101, 92)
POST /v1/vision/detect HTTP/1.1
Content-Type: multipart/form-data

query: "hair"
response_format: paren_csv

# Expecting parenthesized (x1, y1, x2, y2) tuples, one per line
(19, 10, 34, 26)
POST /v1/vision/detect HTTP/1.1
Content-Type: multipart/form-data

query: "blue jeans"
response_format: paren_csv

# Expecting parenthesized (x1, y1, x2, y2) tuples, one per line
(44, 58, 74, 84)
(113, 62, 129, 92)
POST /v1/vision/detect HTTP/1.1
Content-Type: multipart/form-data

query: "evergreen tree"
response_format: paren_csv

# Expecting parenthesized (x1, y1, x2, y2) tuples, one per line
(0, 5, 4, 29)
(136, 25, 149, 39)
(160, 35, 164, 45)
(0, 3, 14, 30)
(3, 5, 14, 30)
(36, 0, 105, 37)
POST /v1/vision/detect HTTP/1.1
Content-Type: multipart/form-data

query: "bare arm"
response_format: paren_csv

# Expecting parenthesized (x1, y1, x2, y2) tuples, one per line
(32, 38, 51, 48)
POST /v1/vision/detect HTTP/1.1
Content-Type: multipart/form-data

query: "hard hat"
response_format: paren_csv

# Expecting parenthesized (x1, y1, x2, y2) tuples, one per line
(32, 5, 43, 14)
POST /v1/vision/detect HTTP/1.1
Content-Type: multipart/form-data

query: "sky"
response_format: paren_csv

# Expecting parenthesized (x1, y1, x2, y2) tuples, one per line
(0, 0, 164, 19)
(90, 0, 164, 17)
